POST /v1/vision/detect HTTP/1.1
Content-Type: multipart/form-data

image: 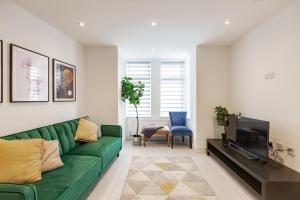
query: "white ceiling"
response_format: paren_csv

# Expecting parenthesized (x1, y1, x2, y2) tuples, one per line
(12, 0, 293, 59)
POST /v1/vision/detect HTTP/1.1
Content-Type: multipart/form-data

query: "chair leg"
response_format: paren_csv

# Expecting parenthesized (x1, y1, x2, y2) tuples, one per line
(182, 136, 184, 143)
(189, 136, 192, 149)
(171, 136, 174, 148)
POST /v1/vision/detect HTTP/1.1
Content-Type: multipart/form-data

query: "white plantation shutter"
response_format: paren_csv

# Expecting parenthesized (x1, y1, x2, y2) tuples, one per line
(160, 61, 185, 117)
(126, 61, 151, 117)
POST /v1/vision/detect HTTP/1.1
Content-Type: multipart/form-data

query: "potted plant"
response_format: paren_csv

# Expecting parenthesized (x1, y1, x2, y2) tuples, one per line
(214, 106, 229, 144)
(121, 76, 145, 146)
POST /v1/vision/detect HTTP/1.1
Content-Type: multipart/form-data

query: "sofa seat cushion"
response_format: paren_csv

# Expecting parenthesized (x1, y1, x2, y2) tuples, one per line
(66, 136, 121, 170)
(33, 155, 101, 200)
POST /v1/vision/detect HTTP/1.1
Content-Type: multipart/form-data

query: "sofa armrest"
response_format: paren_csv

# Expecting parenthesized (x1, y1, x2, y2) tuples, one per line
(101, 125, 122, 138)
(0, 184, 37, 200)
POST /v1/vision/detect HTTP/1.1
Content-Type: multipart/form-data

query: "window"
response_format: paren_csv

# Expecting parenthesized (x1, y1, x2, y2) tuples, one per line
(125, 61, 151, 117)
(160, 61, 185, 117)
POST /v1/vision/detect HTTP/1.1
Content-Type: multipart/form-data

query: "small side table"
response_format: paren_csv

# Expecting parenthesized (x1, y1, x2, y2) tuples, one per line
(143, 126, 170, 147)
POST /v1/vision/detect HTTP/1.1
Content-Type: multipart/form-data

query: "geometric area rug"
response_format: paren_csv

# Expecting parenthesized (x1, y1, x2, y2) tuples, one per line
(120, 156, 217, 200)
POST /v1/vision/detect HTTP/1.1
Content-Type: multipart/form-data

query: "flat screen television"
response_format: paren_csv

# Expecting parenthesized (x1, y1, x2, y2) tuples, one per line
(226, 114, 270, 161)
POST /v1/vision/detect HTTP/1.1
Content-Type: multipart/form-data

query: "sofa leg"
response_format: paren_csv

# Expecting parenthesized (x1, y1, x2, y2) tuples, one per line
(171, 136, 174, 148)
(189, 136, 192, 149)
(182, 136, 184, 143)
(117, 153, 120, 157)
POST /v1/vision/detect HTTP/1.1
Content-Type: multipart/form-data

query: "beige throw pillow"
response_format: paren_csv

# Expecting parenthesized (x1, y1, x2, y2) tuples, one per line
(42, 140, 64, 173)
(75, 118, 98, 142)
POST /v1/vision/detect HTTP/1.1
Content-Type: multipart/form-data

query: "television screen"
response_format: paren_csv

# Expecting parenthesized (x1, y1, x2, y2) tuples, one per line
(226, 114, 238, 141)
(226, 115, 270, 160)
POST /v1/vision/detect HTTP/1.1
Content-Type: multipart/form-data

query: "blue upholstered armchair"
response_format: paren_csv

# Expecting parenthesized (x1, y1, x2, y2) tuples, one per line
(169, 112, 193, 148)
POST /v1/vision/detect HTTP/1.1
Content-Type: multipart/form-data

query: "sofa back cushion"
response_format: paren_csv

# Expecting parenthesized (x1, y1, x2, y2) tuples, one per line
(1, 119, 80, 155)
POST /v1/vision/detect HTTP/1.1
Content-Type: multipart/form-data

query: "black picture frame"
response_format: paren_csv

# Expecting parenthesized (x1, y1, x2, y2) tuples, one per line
(0, 40, 3, 103)
(53, 59, 76, 102)
(10, 44, 49, 102)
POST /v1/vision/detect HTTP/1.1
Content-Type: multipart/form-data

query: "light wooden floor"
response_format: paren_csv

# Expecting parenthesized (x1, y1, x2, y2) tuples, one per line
(87, 141, 259, 200)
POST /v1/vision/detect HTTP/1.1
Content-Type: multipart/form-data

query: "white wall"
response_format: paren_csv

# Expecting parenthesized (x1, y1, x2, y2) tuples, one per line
(187, 47, 198, 148)
(84, 46, 119, 125)
(229, 1, 300, 171)
(0, 0, 85, 136)
(118, 48, 126, 141)
(196, 46, 230, 149)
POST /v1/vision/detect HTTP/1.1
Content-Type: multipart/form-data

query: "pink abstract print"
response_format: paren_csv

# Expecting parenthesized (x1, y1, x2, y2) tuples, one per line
(11, 44, 49, 102)
(20, 57, 43, 98)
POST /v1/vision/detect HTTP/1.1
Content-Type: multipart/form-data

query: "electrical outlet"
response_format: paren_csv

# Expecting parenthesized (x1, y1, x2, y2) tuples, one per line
(276, 142, 284, 151)
(265, 72, 275, 80)
(269, 137, 275, 149)
(287, 146, 295, 157)
(268, 141, 273, 149)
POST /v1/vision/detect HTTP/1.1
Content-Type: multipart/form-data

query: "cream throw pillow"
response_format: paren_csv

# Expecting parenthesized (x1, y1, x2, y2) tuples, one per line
(0, 139, 43, 184)
(97, 123, 102, 137)
(85, 117, 101, 137)
(42, 140, 64, 173)
(75, 118, 98, 142)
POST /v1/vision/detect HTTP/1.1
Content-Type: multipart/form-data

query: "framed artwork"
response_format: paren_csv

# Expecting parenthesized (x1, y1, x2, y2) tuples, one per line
(53, 59, 76, 102)
(10, 44, 49, 102)
(0, 40, 2, 103)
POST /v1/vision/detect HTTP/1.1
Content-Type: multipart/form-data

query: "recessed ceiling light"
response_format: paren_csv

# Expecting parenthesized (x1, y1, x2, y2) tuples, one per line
(151, 48, 155, 52)
(225, 20, 231, 25)
(79, 22, 85, 27)
(151, 21, 157, 27)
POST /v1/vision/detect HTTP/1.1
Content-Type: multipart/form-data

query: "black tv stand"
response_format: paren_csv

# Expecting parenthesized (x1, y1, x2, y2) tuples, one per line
(207, 139, 300, 200)
(228, 142, 258, 160)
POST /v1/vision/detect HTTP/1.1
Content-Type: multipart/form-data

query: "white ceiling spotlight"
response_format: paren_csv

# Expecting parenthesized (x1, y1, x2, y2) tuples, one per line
(151, 48, 155, 52)
(79, 21, 85, 27)
(225, 20, 231, 25)
(151, 21, 157, 27)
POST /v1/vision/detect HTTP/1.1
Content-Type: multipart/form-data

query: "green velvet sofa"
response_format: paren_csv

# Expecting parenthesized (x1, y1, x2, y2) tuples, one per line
(0, 118, 122, 200)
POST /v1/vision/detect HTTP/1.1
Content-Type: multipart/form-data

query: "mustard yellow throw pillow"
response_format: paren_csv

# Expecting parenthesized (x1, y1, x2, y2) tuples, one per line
(42, 140, 64, 173)
(75, 118, 98, 142)
(0, 139, 43, 184)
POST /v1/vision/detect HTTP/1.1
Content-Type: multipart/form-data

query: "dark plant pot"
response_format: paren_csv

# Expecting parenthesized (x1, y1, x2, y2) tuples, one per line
(217, 119, 224, 126)
(221, 133, 228, 146)
(132, 135, 142, 146)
